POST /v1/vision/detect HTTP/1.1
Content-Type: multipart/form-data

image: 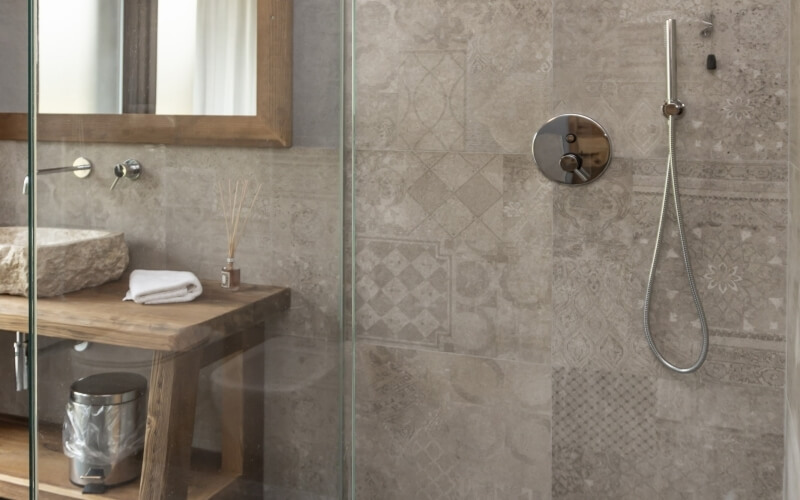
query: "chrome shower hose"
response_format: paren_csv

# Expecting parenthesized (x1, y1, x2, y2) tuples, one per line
(642, 114, 709, 373)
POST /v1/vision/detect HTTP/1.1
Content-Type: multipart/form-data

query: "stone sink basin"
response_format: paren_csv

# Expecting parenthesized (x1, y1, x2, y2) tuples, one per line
(0, 227, 129, 297)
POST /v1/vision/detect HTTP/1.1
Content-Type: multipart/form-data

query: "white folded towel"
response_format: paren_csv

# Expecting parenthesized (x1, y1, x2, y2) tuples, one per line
(123, 270, 203, 305)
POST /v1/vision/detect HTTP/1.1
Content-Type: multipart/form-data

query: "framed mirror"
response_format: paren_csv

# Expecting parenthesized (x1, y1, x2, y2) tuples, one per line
(0, 0, 292, 148)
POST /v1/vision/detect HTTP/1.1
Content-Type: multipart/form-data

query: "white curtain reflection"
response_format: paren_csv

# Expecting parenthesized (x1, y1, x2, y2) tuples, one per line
(39, 0, 123, 114)
(157, 0, 256, 116)
(155, 0, 197, 114)
(195, 0, 257, 115)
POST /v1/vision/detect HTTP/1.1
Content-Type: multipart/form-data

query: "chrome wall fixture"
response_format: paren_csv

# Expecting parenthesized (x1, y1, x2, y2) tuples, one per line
(700, 13, 714, 37)
(22, 157, 92, 194)
(531, 114, 612, 185)
(642, 19, 709, 374)
(14, 332, 27, 392)
(110, 159, 142, 190)
(662, 18, 685, 120)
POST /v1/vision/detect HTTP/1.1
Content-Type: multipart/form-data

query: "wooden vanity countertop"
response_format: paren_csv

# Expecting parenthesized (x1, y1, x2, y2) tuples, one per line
(0, 279, 290, 352)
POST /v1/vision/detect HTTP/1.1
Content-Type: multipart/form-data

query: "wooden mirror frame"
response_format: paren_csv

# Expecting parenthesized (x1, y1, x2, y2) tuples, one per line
(0, 0, 292, 148)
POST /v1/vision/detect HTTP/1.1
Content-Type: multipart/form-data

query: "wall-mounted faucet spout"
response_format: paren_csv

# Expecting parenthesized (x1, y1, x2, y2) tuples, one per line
(22, 157, 92, 194)
(36, 162, 91, 175)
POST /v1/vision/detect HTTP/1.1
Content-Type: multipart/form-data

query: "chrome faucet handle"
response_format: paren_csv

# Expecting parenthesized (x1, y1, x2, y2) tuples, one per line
(22, 176, 29, 195)
(110, 159, 142, 191)
(110, 169, 122, 190)
(559, 153, 591, 182)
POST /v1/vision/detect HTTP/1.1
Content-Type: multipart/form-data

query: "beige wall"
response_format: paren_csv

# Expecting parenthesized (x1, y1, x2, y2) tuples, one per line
(0, 0, 27, 113)
(786, 0, 800, 496)
(352, 0, 788, 498)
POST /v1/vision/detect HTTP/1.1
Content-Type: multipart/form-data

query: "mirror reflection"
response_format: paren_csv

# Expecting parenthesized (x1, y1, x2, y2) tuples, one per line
(39, 0, 257, 116)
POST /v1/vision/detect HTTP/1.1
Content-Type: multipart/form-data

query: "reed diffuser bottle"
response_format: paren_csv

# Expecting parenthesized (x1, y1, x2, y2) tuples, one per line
(221, 257, 240, 291)
(217, 179, 262, 291)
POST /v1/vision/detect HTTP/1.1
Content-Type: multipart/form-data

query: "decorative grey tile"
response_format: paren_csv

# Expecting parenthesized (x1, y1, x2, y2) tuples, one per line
(355, 344, 551, 500)
(356, 238, 451, 348)
(450, 240, 551, 363)
(785, 162, 800, 443)
(552, 367, 658, 499)
(787, 405, 800, 499)
(391, 0, 475, 51)
(655, 376, 783, 434)
(355, 236, 551, 364)
(792, 0, 800, 162)
(357, 151, 516, 243)
(409, 170, 451, 213)
(431, 196, 475, 237)
(354, 88, 400, 150)
(354, 0, 554, 155)
(552, 0, 789, 163)
(351, 0, 790, 497)
(397, 51, 466, 151)
(552, 162, 653, 374)
(467, 71, 551, 155)
(355, 150, 432, 237)
(655, 421, 783, 499)
(502, 155, 553, 245)
(631, 159, 787, 357)
(788, 0, 800, 483)
(701, 343, 785, 387)
(552, 161, 634, 259)
(455, 173, 501, 217)
(432, 153, 496, 191)
(552, 255, 648, 373)
(553, 366, 784, 499)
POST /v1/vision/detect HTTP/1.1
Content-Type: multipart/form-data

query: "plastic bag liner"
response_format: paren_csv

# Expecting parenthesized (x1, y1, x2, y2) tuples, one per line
(62, 373, 147, 466)
(62, 401, 145, 464)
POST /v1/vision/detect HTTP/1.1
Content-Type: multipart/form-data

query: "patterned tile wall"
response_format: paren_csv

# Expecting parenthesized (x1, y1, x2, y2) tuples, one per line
(552, 0, 789, 163)
(786, 0, 800, 492)
(355, 344, 551, 500)
(352, 0, 789, 498)
(354, 151, 553, 364)
(551, 157, 787, 498)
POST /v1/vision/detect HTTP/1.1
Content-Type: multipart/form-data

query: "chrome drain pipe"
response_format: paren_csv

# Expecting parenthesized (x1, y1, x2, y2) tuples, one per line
(14, 331, 28, 391)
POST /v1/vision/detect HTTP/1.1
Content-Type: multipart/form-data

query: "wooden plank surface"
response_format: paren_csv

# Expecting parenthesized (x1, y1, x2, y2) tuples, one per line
(0, 419, 138, 500)
(0, 279, 290, 352)
(0, 419, 236, 500)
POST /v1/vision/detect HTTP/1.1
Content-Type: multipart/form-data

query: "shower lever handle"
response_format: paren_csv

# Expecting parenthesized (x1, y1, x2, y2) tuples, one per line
(559, 153, 590, 182)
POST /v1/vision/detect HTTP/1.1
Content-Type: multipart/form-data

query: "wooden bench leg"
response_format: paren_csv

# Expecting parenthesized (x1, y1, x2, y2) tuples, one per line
(242, 324, 265, 497)
(219, 324, 265, 499)
(139, 349, 201, 500)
